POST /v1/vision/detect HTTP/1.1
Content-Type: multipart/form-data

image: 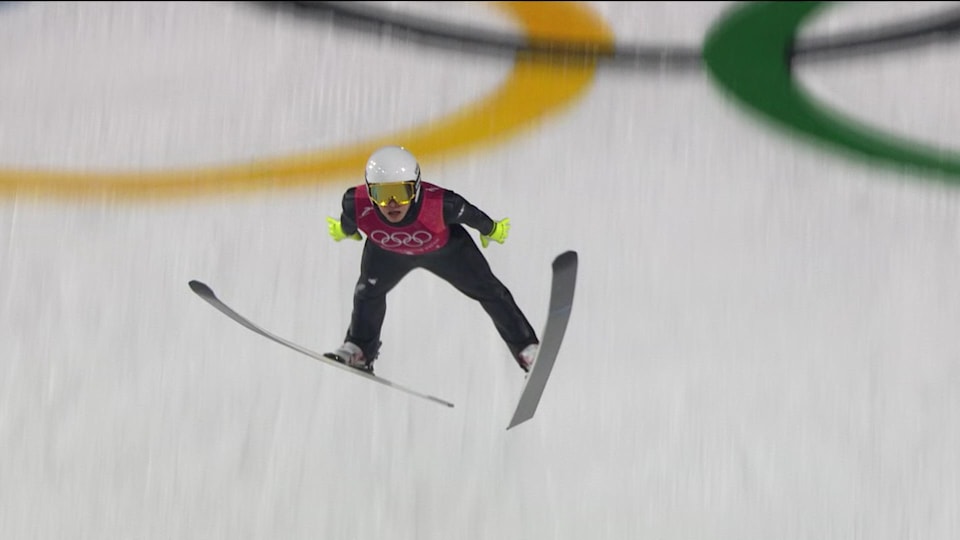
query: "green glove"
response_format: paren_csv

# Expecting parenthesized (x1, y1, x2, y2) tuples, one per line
(480, 218, 510, 248)
(327, 217, 361, 242)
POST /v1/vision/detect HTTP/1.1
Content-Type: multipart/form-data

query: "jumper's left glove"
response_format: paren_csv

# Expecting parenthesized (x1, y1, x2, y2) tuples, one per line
(480, 218, 510, 248)
(327, 217, 362, 242)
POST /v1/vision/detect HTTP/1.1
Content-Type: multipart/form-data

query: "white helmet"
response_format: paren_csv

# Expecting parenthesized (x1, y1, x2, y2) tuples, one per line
(364, 146, 421, 206)
(365, 146, 420, 184)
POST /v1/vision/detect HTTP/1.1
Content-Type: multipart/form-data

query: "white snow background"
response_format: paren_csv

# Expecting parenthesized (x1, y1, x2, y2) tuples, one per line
(1, 2, 958, 539)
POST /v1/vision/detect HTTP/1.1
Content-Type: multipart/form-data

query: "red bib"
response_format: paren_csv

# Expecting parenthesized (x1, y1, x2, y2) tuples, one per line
(355, 182, 450, 255)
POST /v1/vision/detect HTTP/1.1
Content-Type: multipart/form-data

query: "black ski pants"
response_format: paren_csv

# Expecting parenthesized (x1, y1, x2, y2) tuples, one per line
(345, 225, 538, 363)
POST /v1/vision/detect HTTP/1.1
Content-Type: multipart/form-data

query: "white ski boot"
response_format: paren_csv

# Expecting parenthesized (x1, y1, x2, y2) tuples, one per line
(517, 343, 539, 373)
(329, 342, 374, 373)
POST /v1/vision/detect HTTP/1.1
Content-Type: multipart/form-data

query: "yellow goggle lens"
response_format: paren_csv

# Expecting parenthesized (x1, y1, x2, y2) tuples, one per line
(369, 181, 417, 207)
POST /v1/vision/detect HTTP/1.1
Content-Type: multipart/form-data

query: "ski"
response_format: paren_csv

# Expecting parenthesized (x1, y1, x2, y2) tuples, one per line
(507, 250, 578, 430)
(188, 280, 454, 408)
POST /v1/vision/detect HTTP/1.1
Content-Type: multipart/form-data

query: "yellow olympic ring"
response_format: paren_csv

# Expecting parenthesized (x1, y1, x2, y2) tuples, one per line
(0, 2, 613, 200)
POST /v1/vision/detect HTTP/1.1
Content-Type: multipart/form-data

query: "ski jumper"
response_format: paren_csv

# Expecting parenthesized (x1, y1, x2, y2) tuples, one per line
(338, 182, 539, 363)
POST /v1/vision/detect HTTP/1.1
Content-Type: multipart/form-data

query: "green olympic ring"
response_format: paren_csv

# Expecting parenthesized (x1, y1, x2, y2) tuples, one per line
(703, 1, 960, 183)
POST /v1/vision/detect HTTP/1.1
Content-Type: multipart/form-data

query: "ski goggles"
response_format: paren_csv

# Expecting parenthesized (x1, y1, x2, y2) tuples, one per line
(368, 181, 418, 207)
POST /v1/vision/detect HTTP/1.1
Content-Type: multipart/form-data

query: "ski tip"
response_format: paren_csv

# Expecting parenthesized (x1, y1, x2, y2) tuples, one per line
(554, 250, 578, 268)
(188, 280, 213, 297)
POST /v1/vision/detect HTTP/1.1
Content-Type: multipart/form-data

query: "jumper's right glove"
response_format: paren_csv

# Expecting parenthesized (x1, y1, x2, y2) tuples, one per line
(327, 217, 362, 242)
(480, 218, 510, 248)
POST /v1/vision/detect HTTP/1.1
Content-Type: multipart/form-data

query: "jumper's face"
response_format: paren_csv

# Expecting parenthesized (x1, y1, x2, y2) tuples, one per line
(379, 198, 411, 223)
(369, 181, 417, 223)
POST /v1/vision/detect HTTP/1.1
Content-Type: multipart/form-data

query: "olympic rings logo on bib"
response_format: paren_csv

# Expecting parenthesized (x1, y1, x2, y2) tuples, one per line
(370, 230, 434, 249)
